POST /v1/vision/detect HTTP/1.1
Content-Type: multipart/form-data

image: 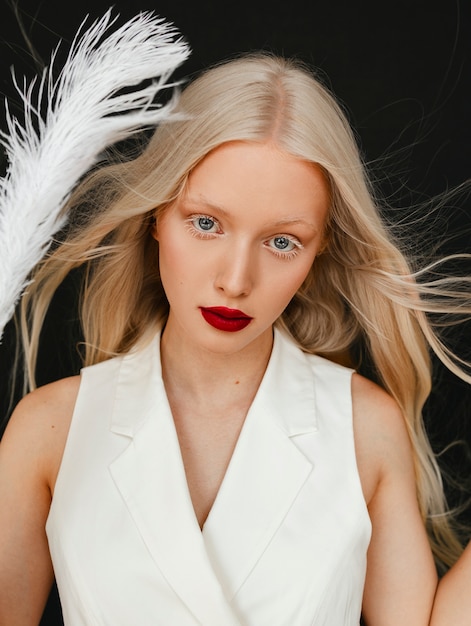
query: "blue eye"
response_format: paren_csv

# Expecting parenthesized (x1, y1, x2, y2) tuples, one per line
(195, 216, 218, 232)
(269, 236, 296, 252)
(265, 234, 303, 258)
(185, 214, 222, 238)
(273, 236, 293, 250)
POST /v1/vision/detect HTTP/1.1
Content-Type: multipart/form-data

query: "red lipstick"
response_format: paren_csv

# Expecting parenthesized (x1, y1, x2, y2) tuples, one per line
(200, 307, 252, 332)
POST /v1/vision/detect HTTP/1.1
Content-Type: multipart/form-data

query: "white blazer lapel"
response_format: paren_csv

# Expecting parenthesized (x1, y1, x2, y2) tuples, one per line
(202, 328, 318, 599)
(108, 336, 242, 625)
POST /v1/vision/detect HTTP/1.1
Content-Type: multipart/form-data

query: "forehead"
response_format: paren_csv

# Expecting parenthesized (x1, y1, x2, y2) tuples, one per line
(184, 141, 330, 227)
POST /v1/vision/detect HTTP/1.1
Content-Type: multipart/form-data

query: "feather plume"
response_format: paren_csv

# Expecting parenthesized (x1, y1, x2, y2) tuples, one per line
(0, 9, 190, 339)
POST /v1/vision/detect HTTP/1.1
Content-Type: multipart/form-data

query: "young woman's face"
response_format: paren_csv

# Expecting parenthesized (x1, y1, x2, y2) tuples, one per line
(153, 141, 329, 357)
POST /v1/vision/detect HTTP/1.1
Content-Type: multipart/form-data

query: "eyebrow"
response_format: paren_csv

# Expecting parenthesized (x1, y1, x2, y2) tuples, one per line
(182, 196, 320, 233)
(270, 218, 319, 232)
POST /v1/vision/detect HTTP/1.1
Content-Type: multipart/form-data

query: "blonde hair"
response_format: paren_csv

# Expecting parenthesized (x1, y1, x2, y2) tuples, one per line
(21, 53, 471, 570)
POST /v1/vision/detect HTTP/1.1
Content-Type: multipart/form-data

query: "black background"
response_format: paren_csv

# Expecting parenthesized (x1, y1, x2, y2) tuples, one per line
(0, 1, 470, 623)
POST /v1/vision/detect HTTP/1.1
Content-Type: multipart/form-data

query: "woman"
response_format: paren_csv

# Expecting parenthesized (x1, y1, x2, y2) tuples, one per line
(1, 14, 471, 626)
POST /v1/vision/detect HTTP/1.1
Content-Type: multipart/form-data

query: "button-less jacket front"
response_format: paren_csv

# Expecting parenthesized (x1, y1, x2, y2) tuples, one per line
(46, 328, 371, 625)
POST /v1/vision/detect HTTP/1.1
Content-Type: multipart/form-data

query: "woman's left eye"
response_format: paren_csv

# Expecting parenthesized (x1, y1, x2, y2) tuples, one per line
(266, 235, 302, 256)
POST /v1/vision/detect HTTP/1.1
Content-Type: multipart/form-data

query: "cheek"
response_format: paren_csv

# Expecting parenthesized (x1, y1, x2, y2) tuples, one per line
(157, 222, 184, 267)
(274, 257, 315, 297)
(156, 230, 182, 289)
(157, 228, 203, 293)
(263, 265, 314, 317)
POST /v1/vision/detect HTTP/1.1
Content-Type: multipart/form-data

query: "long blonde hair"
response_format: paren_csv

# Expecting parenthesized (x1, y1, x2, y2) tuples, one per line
(21, 53, 471, 570)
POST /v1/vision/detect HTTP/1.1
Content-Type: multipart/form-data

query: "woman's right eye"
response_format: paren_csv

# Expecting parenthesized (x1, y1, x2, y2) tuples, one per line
(185, 214, 221, 236)
(196, 216, 217, 231)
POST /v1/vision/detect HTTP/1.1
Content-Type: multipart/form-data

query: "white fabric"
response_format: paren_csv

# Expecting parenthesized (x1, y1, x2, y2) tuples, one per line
(46, 328, 371, 625)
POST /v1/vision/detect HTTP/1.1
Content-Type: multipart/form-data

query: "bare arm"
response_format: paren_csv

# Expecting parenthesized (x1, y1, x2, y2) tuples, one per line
(429, 541, 471, 625)
(0, 377, 79, 626)
(356, 377, 471, 626)
(353, 374, 438, 625)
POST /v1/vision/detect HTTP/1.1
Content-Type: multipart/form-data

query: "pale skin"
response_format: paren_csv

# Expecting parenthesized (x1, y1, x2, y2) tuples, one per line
(0, 141, 468, 625)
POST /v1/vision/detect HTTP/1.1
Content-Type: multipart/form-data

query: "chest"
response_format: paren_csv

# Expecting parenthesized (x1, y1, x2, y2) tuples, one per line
(172, 408, 247, 529)
(47, 398, 371, 626)
(46, 331, 372, 624)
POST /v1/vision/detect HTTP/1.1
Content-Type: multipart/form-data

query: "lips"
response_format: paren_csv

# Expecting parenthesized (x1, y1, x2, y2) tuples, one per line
(200, 307, 253, 332)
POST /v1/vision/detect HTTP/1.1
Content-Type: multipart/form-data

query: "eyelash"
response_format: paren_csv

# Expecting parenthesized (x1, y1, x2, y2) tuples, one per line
(184, 214, 303, 259)
(184, 214, 221, 238)
(266, 236, 303, 260)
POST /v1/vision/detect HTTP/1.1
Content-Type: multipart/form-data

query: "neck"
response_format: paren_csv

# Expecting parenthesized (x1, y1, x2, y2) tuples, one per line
(160, 325, 273, 411)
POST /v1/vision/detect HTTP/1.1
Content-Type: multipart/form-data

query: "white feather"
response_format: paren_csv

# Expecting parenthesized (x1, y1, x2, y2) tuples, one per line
(0, 9, 190, 339)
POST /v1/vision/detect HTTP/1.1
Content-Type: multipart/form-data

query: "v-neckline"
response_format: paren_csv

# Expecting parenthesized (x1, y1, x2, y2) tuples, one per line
(164, 364, 268, 534)
(109, 326, 317, 606)
(159, 331, 275, 531)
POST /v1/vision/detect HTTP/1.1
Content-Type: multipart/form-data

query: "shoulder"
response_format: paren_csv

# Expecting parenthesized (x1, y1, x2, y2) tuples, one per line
(352, 374, 438, 621)
(351, 373, 414, 505)
(1, 376, 81, 489)
(351, 372, 403, 426)
(8, 375, 81, 432)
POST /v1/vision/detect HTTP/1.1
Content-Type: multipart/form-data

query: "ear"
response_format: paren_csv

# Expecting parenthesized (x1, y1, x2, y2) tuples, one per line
(150, 214, 159, 241)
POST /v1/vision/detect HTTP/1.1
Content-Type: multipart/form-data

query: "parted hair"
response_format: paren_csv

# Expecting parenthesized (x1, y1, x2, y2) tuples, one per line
(21, 53, 471, 570)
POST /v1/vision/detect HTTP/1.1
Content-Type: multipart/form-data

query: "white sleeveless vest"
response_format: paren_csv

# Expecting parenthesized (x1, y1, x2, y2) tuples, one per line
(46, 328, 371, 625)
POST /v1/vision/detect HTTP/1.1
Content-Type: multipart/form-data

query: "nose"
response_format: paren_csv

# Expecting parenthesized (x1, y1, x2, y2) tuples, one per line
(214, 242, 255, 298)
